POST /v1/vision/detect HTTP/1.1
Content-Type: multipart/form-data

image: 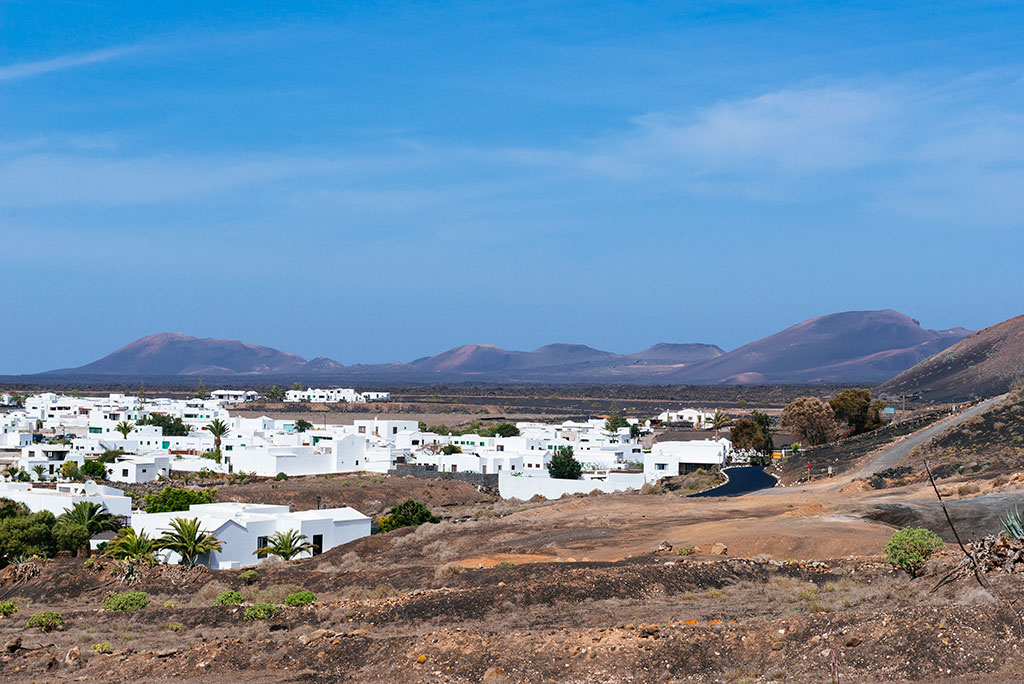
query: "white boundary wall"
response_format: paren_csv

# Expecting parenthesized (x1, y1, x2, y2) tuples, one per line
(498, 472, 645, 500)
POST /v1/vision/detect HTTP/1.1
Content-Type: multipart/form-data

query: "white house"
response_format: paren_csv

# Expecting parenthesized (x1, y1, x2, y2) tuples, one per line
(657, 409, 717, 427)
(644, 439, 731, 482)
(105, 453, 171, 484)
(210, 390, 260, 403)
(131, 502, 371, 569)
(18, 443, 86, 479)
(0, 481, 132, 518)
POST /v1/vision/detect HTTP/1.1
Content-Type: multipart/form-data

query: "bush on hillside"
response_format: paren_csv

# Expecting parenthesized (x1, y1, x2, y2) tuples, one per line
(884, 527, 945, 577)
(243, 603, 281, 621)
(26, 611, 64, 632)
(284, 590, 316, 606)
(215, 590, 245, 605)
(103, 591, 150, 611)
(377, 499, 440, 533)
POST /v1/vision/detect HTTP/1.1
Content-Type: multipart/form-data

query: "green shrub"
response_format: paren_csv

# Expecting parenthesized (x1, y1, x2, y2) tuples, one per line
(215, 590, 245, 606)
(143, 487, 216, 513)
(162, 599, 179, 607)
(91, 642, 112, 653)
(274, 472, 288, 481)
(168, 622, 184, 632)
(675, 543, 696, 556)
(0, 601, 19, 617)
(284, 590, 316, 606)
(884, 527, 945, 577)
(376, 499, 440, 533)
(243, 602, 281, 621)
(496, 561, 516, 567)
(103, 591, 150, 611)
(26, 611, 64, 632)
(238, 569, 259, 584)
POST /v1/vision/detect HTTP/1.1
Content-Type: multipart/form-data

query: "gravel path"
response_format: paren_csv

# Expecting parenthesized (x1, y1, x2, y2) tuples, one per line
(845, 394, 1007, 480)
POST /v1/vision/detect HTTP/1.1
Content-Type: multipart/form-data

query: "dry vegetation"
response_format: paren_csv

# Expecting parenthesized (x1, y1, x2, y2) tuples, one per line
(909, 389, 1024, 478)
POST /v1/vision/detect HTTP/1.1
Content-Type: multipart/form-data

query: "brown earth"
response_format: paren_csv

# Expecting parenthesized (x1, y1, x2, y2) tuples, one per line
(212, 472, 495, 519)
(907, 389, 1024, 478)
(4, 470, 1024, 683)
(5, 404, 1024, 683)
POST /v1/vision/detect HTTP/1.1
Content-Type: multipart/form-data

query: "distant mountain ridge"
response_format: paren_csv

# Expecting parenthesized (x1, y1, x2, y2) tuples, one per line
(38, 310, 974, 385)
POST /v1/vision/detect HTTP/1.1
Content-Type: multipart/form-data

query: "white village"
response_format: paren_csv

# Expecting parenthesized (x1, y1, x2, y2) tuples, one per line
(0, 390, 741, 570)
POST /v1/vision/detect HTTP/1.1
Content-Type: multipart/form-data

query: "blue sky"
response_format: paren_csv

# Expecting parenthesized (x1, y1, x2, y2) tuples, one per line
(2, 1, 1023, 373)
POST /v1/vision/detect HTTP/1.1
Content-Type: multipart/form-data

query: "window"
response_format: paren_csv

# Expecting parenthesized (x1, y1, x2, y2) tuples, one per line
(257, 536, 268, 559)
(122, 469, 129, 477)
(312, 534, 323, 556)
(392, 427, 398, 434)
(655, 463, 667, 471)
(358, 426, 366, 434)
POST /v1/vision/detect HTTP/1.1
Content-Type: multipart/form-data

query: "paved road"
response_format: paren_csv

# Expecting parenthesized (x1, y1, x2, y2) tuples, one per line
(689, 466, 776, 498)
(845, 394, 1007, 481)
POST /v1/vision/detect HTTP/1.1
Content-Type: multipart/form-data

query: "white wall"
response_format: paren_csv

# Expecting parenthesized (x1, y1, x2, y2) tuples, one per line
(498, 471, 645, 500)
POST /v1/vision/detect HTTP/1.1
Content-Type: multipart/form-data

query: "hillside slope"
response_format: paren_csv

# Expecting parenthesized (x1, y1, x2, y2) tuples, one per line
(908, 389, 1024, 477)
(670, 310, 971, 385)
(880, 315, 1024, 402)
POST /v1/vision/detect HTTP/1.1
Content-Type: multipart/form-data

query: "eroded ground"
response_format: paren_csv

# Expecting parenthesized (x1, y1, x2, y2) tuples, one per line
(3, 471, 1024, 683)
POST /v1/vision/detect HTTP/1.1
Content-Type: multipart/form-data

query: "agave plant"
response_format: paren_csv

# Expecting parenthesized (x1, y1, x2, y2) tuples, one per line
(1002, 506, 1024, 539)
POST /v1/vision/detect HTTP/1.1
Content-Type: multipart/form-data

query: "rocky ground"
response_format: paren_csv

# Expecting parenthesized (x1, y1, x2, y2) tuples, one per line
(3, 470, 1024, 683)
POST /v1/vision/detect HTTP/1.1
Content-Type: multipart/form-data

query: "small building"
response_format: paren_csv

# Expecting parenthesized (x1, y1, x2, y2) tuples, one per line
(644, 439, 731, 482)
(106, 454, 171, 484)
(210, 390, 260, 403)
(131, 502, 371, 569)
(0, 481, 132, 518)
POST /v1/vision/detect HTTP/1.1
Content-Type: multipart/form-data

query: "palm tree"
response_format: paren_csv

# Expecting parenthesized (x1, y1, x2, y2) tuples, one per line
(59, 501, 118, 536)
(157, 517, 223, 568)
(254, 529, 314, 561)
(115, 420, 134, 440)
(206, 418, 230, 454)
(104, 527, 157, 563)
(709, 410, 731, 439)
(32, 464, 46, 481)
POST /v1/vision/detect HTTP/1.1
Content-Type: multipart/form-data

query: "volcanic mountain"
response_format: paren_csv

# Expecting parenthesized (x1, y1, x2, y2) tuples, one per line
(880, 314, 1024, 401)
(668, 310, 972, 385)
(35, 310, 971, 384)
(56, 333, 328, 376)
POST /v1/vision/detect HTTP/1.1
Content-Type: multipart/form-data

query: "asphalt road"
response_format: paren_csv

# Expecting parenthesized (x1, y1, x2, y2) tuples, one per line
(690, 466, 777, 498)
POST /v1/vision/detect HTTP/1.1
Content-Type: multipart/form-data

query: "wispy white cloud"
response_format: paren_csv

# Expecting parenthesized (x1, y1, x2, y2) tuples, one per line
(0, 45, 138, 83)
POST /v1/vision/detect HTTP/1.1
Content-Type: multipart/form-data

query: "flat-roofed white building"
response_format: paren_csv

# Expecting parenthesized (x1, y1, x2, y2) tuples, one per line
(644, 439, 731, 482)
(0, 481, 132, 518)
(131, 502, 370, 569)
